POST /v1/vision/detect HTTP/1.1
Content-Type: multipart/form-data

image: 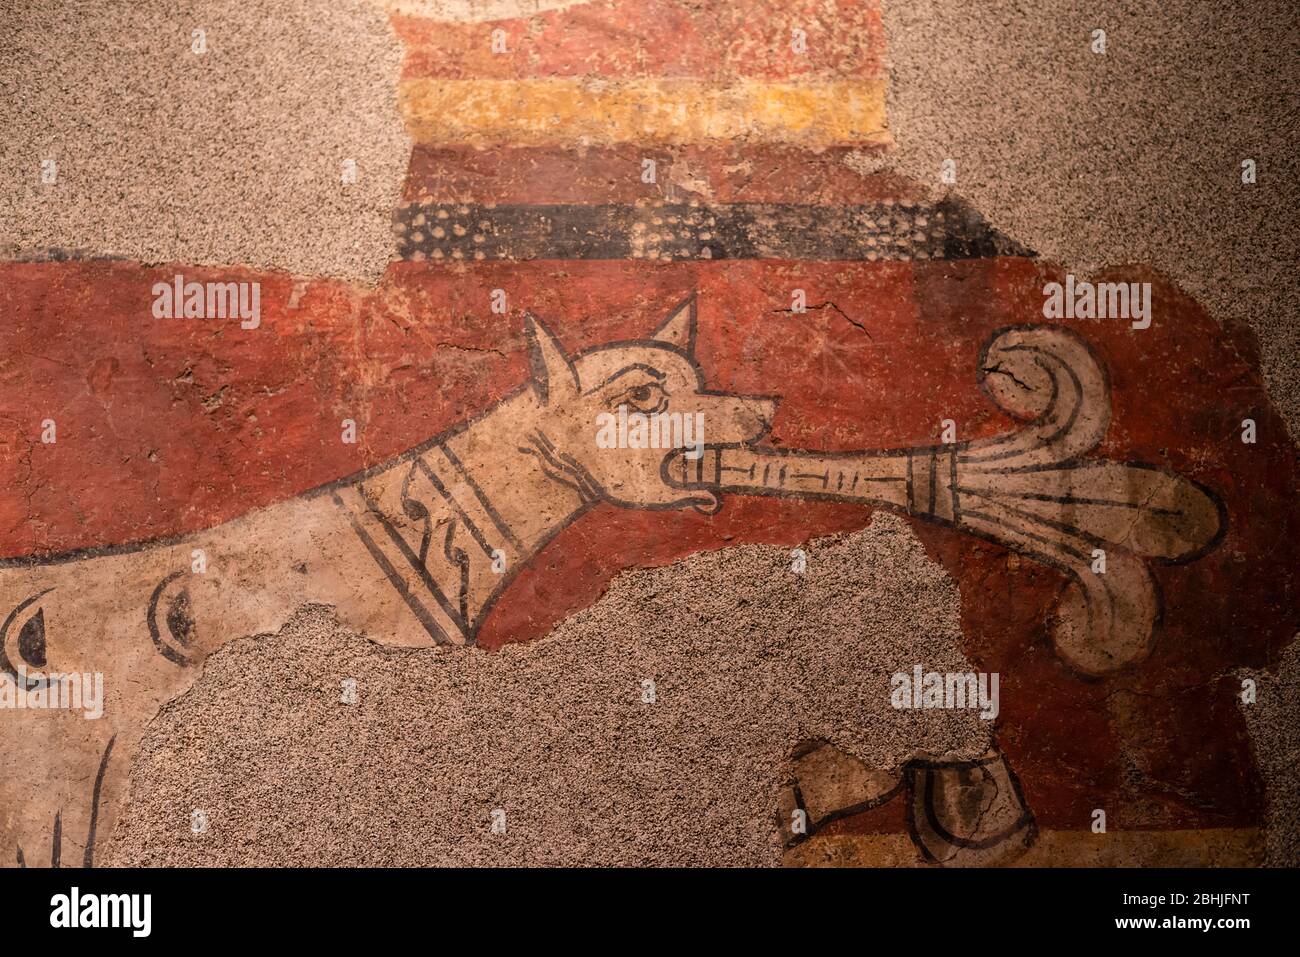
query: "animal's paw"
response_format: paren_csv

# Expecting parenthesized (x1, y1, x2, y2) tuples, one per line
(906, 750, 1037, 866)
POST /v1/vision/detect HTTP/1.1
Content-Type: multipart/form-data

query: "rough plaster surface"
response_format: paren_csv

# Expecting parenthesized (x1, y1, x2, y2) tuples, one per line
(872, 3, 1300, 853)
(2, 0, 1295, 870)
(874, 0, 1300, 435)
(1239, 640, 1300, 866)
(105, 515, 992, 866)
(375, 0, 592, 19)
(0, 0, 409, 284)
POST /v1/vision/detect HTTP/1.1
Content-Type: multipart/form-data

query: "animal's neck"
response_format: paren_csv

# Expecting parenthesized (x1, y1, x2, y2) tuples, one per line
(441, 393, 592, 554)
(336, 390, 591, 645)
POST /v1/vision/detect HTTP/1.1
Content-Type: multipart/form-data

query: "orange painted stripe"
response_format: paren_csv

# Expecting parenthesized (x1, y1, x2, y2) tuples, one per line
(399, 77, 889, 147)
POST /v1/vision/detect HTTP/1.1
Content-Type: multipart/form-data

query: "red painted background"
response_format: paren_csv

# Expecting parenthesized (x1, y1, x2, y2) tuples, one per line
(1, 255, 1295, 831)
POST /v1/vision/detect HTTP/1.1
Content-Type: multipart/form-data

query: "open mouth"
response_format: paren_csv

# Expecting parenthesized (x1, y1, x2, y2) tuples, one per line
(661, 445, 725, 492)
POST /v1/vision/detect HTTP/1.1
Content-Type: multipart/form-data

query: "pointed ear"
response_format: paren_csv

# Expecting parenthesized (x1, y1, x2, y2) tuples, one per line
(652, 295, 697, 355)
(525, 312, 579, 405)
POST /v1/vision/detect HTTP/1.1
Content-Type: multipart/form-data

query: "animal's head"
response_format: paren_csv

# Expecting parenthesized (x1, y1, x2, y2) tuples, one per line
(524, 296, 777, 512)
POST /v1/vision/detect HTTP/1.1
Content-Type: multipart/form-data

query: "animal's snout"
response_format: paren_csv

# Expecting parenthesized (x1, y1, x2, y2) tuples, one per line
(661, 447, 690, 488)
(700, 395, 777, 444)
(661, 446, 721, 489)
(740, 396, 778, 432)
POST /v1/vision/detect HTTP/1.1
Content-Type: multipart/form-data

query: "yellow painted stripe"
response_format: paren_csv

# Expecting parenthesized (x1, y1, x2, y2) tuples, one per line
(784, 829, 1265, 868)
(400, 77, 890, 147)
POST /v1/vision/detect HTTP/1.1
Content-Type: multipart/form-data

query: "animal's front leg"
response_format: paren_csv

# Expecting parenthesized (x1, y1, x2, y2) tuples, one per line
(0, 546, 205, 868)
(779, 743, 1035, 866)
(0, 489, 446, 866)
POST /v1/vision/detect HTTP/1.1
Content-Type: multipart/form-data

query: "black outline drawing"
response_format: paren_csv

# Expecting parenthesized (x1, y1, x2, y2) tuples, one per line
(2, 304, 1224, 678)
(15, 734, 116, 869)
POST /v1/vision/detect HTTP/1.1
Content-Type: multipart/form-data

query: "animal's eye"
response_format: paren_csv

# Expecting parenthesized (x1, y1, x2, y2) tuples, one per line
(617, 381, 667, 414)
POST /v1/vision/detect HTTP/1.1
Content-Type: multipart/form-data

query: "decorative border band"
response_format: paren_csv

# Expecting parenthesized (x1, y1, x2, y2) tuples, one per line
(393, 198, 1032, 262)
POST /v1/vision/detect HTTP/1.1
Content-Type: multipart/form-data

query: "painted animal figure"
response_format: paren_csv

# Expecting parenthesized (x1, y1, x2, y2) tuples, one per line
(0, 295, 1223, 867)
